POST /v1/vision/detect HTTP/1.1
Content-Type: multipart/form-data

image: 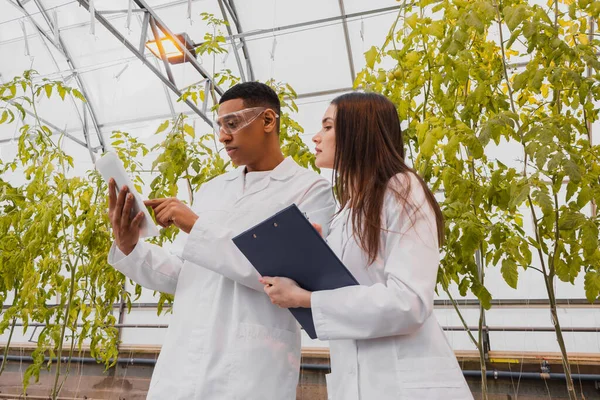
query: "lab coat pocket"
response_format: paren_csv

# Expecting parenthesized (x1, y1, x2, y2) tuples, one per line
(396, 356, 464, 389)
(230, 322, 300, 399)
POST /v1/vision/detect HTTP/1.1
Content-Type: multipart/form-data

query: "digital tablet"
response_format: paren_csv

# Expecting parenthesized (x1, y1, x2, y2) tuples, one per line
(95, 152, 160, 238)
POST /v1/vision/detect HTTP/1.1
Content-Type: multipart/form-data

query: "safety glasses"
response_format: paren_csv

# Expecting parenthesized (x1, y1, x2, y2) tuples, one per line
(213, 107, 279, 135)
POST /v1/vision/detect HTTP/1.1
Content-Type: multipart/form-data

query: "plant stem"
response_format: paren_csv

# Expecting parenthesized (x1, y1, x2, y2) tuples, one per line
(445, 287, 479, 347)
(58, 308, 81, 395)
(51, 237, 85, 400)
(186, 175, 194, 205)
(0, 318, 16, 376)
(527, 191, 577, 400)
(551, 191, 577, 399)
(476, 247, 489, 400)
(51, 227, 86, 399)
(467, 151, 489, 399)
(51, 262, 77, 400)
(0, 289, 19, 376)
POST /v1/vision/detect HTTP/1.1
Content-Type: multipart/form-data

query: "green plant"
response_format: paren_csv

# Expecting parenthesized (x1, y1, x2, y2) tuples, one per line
(356, 0, 600, 398)
(0, 71, 121, 398)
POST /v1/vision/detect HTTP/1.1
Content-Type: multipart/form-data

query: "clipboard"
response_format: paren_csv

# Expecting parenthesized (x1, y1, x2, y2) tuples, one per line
(232, 204, 359, 339)
(95, 152, 160, 238)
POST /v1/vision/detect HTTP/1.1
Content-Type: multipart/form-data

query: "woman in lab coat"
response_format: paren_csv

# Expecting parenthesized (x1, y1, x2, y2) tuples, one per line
(260, 92, 473, 400)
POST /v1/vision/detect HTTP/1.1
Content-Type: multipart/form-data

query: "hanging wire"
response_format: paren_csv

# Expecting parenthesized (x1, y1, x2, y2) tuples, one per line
(269, 36, 277, 61)
(565, 296, 586, 398)
(52, 8, 59, 45)
(114, 63, 129, 80)
(126, 0, 133, 31)
(20, 19, 30, 56)
(516, 260, 533, 398)
(500, 298, 519, 398)
(222, 42, 231, 64)
(89, 0, 95, 35)
(360, 17, 364, 40)
(73, 347, 86, 398)
(535, 307, 552, 400)
(117, 348, 133, 396)
(359, 16, 365, 62)
(268, 0, 278, 80)
(518, 295, 530, 399)
(10, 114, 22, 143)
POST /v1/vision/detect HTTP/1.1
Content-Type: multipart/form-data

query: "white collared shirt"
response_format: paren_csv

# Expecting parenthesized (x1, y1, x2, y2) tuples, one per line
(243, 169, 271, 193)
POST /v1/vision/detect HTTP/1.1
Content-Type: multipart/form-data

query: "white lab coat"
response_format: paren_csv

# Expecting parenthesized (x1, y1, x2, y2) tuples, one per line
(311, 173, 473, 400)
(108, 157, 335, 400)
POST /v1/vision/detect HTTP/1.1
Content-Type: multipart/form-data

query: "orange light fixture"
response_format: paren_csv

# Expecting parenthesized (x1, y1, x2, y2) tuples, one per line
(145, 33, 196, 64)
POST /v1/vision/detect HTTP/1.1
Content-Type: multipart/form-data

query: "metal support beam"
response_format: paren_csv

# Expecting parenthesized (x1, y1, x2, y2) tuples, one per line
(217, 0, 246, 82)
(0, 100, 89, 149)
(229, 5, 402, 41)
(4, 354, 600, 384)
(7, 321, 599, 333)
(139, 11, 150, 54)
(296, 87, 353, 99)
(31, 0, 106, 153)
(139, 13, 177, 118)
(476, 249, 491, 358)
(98, 8, 145, 15)
(76, 0, 213, 126)
(82, 105, 96, 162)
(223, 0, 255, 81)
(156, 62, 177, 118)
(435, 298, 600, 307)
(149, 15, 176, 85)
(337, 0, 356, 83)
(202, 79, 210, 114)
(4, 298, 599, 312)
(133, 0, 225, 96)
(115, 285, 127, 352)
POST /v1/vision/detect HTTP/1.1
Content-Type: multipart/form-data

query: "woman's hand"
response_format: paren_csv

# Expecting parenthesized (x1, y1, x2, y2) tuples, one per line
(312, 223, 323, 237)
(260, 276, 312, 308)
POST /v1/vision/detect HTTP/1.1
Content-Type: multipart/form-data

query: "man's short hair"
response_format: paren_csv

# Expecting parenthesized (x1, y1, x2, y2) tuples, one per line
(219, 82, 281, 131)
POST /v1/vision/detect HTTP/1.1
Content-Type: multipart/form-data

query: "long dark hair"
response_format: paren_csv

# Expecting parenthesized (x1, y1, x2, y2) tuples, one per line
(331, 92, 444, 264)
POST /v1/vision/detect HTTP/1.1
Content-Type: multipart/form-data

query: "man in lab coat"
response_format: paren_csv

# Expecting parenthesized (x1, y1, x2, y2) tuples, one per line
(107, 82, 335, 399)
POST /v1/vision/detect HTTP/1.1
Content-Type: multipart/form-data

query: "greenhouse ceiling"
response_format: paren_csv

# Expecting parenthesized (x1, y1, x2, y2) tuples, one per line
(0, 0, 403, 160)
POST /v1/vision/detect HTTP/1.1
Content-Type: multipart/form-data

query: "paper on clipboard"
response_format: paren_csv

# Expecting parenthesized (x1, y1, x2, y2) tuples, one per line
(95, 152, 160, 238)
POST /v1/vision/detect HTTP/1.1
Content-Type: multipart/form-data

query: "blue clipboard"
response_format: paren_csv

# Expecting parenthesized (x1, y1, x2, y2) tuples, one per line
(232, 204, 359, 339)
